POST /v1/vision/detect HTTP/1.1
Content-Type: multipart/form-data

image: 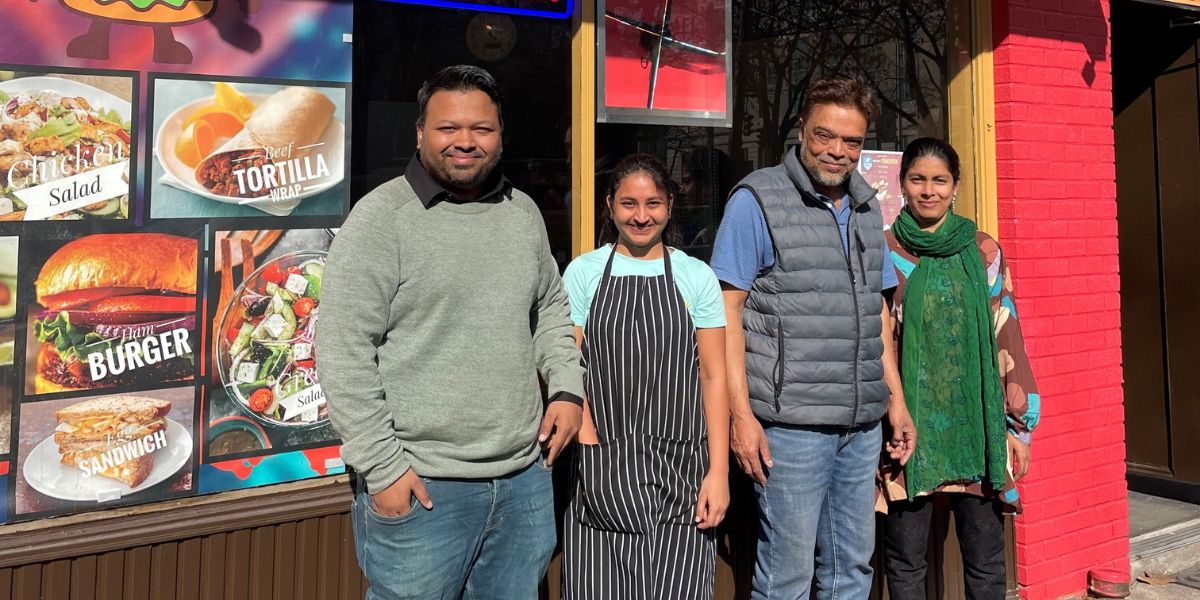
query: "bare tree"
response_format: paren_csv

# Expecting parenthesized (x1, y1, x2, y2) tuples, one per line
(729, 0, 947, 162)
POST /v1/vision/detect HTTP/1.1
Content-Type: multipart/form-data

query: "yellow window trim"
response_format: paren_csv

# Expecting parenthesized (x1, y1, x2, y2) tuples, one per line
(949, 0, 1000, 237)
(570, 0, 1001, 254)
(571, 0, 597, 257)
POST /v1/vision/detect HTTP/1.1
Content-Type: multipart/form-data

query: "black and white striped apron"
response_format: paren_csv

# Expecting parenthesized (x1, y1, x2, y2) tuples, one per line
(562, 245, 715, 600)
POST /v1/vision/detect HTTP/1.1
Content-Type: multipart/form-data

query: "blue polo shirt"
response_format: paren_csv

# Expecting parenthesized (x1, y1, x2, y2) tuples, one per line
(711, 188, 898, 291)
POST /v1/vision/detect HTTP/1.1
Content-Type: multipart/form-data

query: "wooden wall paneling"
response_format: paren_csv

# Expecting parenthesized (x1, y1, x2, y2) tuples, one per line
(12, 563, 41, 599)
(175, 537, 202, 600)
(1004, 517, 1018, 599)
(933, 505, 965, 600)
(295, 518, 321, 600)
(1157, 44, 1200, 482)
(96, 550, 125, 598)
(149, 542, 179, 600)
(70, 554, 97, 600)
(122, 545, 152, 600)
(0, 568, 10, 599)
(316, 515, 342, 599)
(248, 525, 276, 600)
(1115, 80, 1171, 473)
(272, 521, 297, 600)
(223, 528, 252, 600)
(199, 532, 227, 600)
(337, 514, 364, 599)
(41, 559, 71, 600)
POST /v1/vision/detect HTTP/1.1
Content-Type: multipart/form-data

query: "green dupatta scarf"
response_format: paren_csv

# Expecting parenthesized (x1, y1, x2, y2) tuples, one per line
(891, 207, 1008, 496)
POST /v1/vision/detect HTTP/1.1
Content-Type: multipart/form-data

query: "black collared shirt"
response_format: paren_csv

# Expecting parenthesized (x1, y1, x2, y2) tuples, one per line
(405, 154, 512, 207)
(404, 156, 583, 409)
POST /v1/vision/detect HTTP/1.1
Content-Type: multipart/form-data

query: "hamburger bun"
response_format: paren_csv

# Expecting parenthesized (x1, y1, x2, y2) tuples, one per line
(61, 0, 215, 25)
(35, 233, 198, 308)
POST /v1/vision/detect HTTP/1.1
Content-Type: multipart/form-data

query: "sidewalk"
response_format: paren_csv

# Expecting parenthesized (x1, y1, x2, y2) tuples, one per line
(1126, 491, 1200, 599)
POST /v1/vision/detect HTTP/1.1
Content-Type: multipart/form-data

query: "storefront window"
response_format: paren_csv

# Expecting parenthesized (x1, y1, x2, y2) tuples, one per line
(595, 0, 950, 260)
(353, 2, 575, 267)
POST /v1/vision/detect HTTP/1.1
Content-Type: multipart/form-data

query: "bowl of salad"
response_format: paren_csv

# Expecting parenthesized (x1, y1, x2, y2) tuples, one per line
(216, 251, 328, 429)
(0, 77, 133, 220)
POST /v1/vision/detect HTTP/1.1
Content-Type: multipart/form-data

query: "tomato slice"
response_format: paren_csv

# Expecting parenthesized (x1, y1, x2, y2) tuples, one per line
(85, 295, 196, 314)
(262, 263, 284, 285)
(40, 287, 149, 310)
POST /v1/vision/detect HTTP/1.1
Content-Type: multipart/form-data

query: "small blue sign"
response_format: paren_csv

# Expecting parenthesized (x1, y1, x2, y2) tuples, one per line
(377, 0, 573, 19)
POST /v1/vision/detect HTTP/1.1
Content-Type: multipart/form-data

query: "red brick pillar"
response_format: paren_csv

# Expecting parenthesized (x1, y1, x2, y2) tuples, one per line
(990, 1, 1129, 598)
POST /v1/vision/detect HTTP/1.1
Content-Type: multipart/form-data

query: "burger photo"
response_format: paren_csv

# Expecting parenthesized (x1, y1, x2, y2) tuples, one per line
(31, 233, 198, 394)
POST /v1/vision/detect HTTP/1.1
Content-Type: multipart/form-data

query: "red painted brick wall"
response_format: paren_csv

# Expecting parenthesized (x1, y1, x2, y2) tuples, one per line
(991, 1, 1128, 599)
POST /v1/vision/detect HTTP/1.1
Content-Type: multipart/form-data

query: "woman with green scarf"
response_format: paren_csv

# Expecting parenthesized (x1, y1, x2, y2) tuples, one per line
(879, 138, 1040, 600)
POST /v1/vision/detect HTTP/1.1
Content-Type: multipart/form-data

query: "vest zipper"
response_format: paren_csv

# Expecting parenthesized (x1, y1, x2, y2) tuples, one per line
(774, 319, 784, 412)
(845, 209, 862, 427)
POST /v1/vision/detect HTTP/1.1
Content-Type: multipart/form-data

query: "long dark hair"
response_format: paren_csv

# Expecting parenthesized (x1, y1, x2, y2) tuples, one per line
(900, 137, 961, 181)
(598, 153, 683, 248)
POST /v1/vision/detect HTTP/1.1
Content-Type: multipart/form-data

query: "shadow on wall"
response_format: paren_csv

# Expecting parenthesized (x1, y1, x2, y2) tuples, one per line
(992, 0, 1108, 86)
(1111, 1, 1200, 113)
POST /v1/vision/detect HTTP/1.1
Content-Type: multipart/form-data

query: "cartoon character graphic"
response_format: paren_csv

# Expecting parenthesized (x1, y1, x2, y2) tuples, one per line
(50, 0, 213, 64)
(31, 0, 259, 65)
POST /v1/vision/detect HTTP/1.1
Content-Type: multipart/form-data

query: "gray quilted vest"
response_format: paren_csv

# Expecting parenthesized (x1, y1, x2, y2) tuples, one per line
(738, 148, 888, 427)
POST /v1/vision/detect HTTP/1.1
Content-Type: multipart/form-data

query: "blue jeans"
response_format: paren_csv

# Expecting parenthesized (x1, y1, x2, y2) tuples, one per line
(352, 461, 557, 600)
(752, 421, 882, 600)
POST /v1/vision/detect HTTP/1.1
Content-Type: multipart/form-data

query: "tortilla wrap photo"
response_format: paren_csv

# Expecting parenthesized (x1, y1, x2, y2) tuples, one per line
(195, 87, 335, 199)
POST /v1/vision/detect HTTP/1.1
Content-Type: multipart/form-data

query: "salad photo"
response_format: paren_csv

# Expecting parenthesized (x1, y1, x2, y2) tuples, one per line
(216, 251, 327, 428)
(0, 73, 133, 221)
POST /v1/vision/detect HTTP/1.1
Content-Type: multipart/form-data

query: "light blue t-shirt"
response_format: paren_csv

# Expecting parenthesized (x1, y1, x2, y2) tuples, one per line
(564, 244, 727, 329)
(711, 189, 899, 291)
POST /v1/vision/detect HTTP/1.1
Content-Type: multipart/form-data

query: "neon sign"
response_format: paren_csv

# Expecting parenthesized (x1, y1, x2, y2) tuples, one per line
(376, 0, 573, 19)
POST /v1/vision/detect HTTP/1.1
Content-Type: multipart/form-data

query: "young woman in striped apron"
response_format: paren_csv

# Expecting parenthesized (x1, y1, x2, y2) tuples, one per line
(561, 153, 730, 600)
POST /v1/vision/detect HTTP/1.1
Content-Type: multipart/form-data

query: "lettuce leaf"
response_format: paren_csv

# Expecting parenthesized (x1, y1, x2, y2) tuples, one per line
(35, 312, 116, 362)
(30, 114, 82, 148)
(0, 91, 9, 103)
(99, 0, 190, 9)
(97, 107, 131, 132)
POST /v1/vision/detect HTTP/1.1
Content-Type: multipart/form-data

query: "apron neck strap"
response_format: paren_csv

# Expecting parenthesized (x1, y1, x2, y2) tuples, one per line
(602, 242, 672, 282)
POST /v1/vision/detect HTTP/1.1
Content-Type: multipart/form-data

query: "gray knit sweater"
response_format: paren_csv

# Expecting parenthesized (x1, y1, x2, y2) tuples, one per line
(316, 172, 585, 494)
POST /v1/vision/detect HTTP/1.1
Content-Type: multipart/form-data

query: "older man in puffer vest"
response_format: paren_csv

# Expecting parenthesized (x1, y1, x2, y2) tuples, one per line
(712, 78, 917, 600)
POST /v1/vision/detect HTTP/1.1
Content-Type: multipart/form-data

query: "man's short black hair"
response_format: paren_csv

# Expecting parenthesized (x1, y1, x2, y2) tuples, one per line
(415, 65, 504, 130)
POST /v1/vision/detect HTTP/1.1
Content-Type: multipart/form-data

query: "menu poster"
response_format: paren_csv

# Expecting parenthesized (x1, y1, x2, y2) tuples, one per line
(0, 0, 351, 524)
(599, 0, 731, 126)
(199, 228, 341, 493)
(0, 1, 351, 79)
(0, 237, 15, 457)
(21, 229, 201, 398)
(148, 77, 348, 219)
(0, 462, 8, 525)
(14, 385, 195, 519)
(202, 229, 336, 444)
(858, 150, 904, 228)
(0, 68, 135, 222)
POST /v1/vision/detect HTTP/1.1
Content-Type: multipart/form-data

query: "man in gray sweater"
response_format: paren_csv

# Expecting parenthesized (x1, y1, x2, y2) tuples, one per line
(316, 65, 585, 599)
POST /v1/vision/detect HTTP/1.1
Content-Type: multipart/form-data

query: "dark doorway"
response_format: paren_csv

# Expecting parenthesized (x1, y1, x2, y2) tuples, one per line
(1113, 0, 1200, 501)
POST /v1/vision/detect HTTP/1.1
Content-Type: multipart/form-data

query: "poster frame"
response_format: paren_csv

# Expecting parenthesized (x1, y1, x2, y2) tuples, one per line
(596, 0, 733, 128)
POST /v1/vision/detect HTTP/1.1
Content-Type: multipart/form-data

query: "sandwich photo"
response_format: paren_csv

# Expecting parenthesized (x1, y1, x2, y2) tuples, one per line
(54, 395, 171, 487)
(17, 386, 195, 510)
(151, 79, 346, 219)
(29, 233, 198, 394)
